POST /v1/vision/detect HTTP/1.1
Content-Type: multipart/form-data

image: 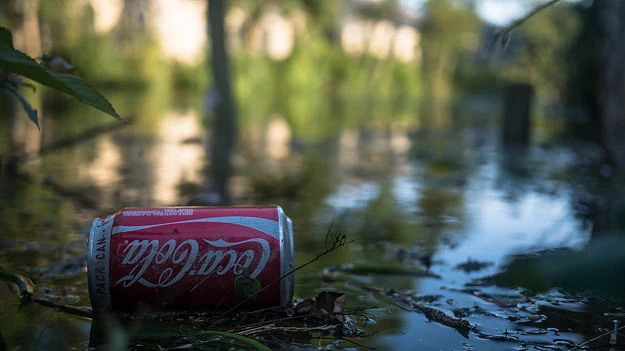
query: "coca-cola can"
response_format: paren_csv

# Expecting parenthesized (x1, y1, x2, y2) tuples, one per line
(87, 206, 294, 311)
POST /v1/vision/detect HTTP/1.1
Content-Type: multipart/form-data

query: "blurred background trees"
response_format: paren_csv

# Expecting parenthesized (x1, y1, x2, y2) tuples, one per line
(2, 0, 623, 169)
(420, 0, 479, 100)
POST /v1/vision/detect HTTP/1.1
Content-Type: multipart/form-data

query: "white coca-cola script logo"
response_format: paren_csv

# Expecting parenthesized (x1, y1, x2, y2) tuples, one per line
(114, 238, 270, 288)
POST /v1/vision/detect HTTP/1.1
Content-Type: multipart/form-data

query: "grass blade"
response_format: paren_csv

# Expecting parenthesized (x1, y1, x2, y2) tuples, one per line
(196, 331, 271, 351)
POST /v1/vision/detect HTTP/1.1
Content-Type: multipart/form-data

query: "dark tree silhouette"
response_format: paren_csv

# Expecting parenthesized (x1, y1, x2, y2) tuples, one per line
(208, 0, 237, 204)
(594, 0, 625, 170)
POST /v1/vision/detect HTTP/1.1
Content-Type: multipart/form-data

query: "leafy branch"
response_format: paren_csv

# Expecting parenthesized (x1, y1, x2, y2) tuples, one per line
(0, 27, 123, 128)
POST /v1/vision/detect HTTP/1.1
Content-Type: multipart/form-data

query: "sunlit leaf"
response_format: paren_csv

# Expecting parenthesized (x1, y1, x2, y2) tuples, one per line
(0, 47, 122, 121)
(48, 71, 122, 120)
(1, 82, 39, 129)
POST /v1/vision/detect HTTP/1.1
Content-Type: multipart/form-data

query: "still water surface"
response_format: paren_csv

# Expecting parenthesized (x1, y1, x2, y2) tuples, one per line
(0, 92, 621, 350)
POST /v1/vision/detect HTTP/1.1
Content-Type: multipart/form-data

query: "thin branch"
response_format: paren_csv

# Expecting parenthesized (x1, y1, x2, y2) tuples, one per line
(568, 324, 625, 351)
(229, 315, 310, 334)
(491, 0, 563, 50)
(31, 298, 94, 319)
(239, 324, 336, 336)
(332, 337, 376, 350)
(223, 223, 353, 315)
(506, 0, 562, 33)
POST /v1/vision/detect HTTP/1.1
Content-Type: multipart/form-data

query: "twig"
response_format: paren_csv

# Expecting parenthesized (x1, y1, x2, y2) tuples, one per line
(236, 323, 276, 336)
(239, 324, 336, 336)
(223, 222, 353, 315)
(229, 315, 309, 333)
(568, 324, 625, 351)
(506, 0, 562, 33)
(355, 283, 472, 338)
(31, 298, 94, 319)
(329, 336, 376, 351)
(491, 0, 563, 50)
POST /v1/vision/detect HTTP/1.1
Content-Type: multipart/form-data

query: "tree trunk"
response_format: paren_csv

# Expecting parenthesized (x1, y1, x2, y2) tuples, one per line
(596, 0, 625, 170)
(208, 0, 237, 203)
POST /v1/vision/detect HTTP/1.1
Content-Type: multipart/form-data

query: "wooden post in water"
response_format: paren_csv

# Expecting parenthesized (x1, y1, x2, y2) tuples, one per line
(502, 83, 533, 146)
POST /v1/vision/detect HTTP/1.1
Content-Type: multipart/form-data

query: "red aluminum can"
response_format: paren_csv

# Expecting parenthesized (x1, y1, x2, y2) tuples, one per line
(87, 206, 294, 311)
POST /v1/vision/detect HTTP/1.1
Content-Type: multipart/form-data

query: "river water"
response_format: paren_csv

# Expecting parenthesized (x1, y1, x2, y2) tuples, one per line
(1, 92, 623, 350)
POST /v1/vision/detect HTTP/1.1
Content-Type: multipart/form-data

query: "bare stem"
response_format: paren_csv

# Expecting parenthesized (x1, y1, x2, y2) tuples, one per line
(223, 222, 353, 315)
(31, 298, 94, 319)
(568, 324, 625, 351)
(505, 0, 562, 33)
(492, 0, 563, 50)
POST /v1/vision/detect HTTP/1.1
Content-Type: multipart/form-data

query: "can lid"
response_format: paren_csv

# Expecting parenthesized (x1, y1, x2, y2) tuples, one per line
(277, 206, 295, 307)
(87, 215, 114, 310)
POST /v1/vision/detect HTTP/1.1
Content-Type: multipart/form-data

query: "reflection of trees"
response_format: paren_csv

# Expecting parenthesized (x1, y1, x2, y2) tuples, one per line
(416, 186, 463, 249)
(410, 103, 470, 254)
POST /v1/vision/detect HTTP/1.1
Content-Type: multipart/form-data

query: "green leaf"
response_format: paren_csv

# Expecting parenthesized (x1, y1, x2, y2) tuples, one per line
(0, 27, 13, 49)
(234, 274, 261, 299)
(0, 47, 123, 121)
(196, 331, 271, 351)
(17, 81, 37, 91)
(1, 82, 39, 129)
(48, 71, 122, 120)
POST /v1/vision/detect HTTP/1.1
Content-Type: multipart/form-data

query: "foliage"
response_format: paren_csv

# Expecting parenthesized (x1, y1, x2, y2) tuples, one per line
(420, 0, 481, 99)
(38, 0, 166, 88)
(514, 2, 582, 99)
(0, 27, 122, 128)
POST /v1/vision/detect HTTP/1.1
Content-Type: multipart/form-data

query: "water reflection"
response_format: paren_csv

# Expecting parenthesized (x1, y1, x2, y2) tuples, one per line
(153, 110, 204, 205)
(0, 90, 621, 350)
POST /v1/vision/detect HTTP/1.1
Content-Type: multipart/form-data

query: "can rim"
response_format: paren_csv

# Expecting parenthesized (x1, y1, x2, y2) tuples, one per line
(277, 206, 295, 307)
(87, 217, 101, 310)
(87, 215, 114, 310)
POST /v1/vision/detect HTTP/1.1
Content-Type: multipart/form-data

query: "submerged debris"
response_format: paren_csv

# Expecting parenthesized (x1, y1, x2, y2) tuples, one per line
(356, 284, 473, 338)
(293, 291, 346, 324)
